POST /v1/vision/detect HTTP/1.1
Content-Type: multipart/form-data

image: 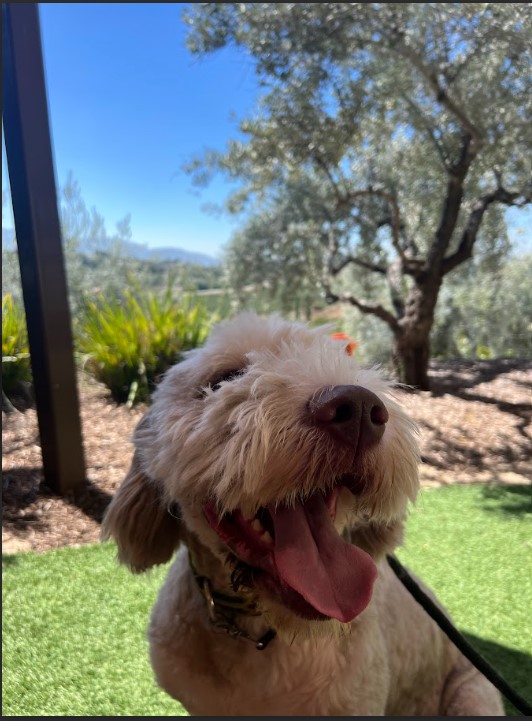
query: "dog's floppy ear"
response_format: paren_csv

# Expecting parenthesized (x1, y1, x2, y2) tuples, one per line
(101, 421, 182, 572)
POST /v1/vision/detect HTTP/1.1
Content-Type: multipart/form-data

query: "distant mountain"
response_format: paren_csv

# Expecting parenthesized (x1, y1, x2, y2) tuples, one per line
(2, 226, 221, 268)
(121, 241, 221, 267)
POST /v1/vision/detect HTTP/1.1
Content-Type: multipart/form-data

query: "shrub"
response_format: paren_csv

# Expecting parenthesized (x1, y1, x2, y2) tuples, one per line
(2, 294, 32, 397)
(76, 281, 214, 404)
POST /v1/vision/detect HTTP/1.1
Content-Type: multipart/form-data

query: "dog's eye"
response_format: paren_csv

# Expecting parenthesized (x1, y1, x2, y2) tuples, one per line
(209, 369, 244, 392)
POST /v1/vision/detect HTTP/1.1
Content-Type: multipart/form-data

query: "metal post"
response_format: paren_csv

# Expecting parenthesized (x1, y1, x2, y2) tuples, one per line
(2, 3, 86, 493)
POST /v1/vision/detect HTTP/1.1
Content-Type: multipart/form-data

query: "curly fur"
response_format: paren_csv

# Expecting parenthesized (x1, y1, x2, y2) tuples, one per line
(102, 312, 504, 716)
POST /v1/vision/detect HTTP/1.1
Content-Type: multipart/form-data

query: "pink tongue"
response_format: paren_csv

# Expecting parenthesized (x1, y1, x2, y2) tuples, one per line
(269, 494, 377, 623)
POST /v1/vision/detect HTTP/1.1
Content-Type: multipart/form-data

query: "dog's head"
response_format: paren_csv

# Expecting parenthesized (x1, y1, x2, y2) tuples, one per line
(102, 312, 419, 632)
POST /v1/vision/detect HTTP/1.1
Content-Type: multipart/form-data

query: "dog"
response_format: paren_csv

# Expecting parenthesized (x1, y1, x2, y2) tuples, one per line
(102, 312, 504, 716)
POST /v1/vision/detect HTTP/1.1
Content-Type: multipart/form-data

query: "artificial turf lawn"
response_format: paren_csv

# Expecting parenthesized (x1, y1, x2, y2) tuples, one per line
(2, 483, 531, 716)
(2, 542, 183, 716)
(397, 482, 532, 716)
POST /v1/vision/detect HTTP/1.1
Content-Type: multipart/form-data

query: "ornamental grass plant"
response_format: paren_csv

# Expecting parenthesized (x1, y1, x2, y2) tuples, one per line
(2, 293, 32, 397)
(76, 278, 214, 404)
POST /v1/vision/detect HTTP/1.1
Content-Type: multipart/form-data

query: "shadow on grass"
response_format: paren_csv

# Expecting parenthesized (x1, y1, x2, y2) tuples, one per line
(479, 483, 532, 517)
(463, 631, 532, 717)
(1, 554, 20, 569)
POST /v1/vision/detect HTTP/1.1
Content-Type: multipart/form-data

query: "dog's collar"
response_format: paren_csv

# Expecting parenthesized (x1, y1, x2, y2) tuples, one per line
(188, 551, 276, 651)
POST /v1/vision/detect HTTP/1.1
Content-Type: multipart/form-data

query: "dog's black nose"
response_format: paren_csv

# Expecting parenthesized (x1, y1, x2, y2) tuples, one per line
(308, 385, 388, 448)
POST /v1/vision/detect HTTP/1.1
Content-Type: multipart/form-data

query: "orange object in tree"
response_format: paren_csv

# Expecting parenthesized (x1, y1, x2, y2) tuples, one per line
(331, 332, 358, 356)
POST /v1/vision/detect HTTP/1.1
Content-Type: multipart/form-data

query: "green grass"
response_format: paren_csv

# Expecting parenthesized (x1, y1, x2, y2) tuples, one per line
(2, 543, 184, 716)
(2, 484, 531, 716)
(397, 483, 532, 715)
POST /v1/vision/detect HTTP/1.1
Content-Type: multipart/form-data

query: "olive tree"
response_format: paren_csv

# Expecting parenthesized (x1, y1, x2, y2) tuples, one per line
(184, 3, 531, 388)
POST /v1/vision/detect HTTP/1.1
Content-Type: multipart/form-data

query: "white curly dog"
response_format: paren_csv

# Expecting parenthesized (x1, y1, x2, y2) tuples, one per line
(102, 313, 503, 716)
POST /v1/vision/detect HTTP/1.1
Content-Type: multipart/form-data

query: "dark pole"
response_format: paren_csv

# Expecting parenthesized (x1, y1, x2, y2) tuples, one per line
(2, 3, 86, 494)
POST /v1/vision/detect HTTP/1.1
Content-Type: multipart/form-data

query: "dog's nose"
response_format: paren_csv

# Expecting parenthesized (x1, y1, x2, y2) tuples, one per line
(308, 385, 388, 448)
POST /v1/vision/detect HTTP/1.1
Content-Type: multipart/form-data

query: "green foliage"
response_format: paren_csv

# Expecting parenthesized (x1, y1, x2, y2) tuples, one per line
(60, 173, 139, 314)
(1, 247, 23, 308)
(2, 177, 228, 407)
(1, 294, 31, 395)
(77, 280, 214, 404)
(2, 175, 227, 405)
(334, 252, 532, 367)
(2, 175, 139, 314)
(344, 311, 396, 369)
(225, 177, 326, 320)
(432, 254, 532, 360)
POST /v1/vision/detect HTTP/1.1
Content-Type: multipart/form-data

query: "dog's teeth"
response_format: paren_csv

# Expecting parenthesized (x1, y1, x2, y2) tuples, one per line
(261, 531, 273, 544)
(242, 511, 255, 522)
(251, 518, 264, 533)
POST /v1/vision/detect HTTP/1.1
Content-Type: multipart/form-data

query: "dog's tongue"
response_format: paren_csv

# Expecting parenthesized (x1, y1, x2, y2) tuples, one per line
(268, 493, 377, 623)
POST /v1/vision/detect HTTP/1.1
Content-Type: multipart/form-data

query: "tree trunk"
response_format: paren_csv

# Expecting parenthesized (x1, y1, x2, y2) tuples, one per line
(392, 280, 441, 391)
(394, 334, 431, 390)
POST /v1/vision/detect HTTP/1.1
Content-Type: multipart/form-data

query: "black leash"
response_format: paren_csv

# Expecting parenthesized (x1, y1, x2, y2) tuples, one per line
(387, 554, 532, 716)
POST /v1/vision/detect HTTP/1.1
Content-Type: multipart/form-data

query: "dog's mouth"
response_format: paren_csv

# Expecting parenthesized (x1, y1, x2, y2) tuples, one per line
(203, 481, 377, 624)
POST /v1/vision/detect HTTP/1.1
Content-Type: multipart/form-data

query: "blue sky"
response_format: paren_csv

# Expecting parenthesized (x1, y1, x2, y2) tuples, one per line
(2, 3, 530, 259)
(3, 2, 258, 259)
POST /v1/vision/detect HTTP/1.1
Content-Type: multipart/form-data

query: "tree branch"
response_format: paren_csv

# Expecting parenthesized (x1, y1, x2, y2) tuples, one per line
(425, 134, 480, 271)
(343, 188, 425, 276)
(442, 186, 532, 275)
(344, 188, 405, 259)
(330, 254, 387, 276)
(391, 40, 483, 142)
(401, 93, 450, 169)
(325, 289, 400, 332)
(386, 259, 406, 319)
(311, 151, 349, 209)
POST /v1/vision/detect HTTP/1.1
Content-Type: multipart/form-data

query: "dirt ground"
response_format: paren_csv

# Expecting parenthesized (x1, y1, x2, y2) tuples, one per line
(2, 359, 531, 554)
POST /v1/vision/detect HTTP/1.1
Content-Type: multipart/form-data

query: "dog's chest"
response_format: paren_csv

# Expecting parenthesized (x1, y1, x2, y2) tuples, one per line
(177, 634, 364, 716)
(148, 559, 391, 715)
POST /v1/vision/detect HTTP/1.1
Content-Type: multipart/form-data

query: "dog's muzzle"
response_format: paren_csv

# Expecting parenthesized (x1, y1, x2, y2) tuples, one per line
(308, 385, 389, 448)
(203, 385, 390, 625)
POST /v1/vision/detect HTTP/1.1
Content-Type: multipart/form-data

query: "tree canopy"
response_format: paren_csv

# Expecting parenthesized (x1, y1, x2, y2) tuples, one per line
(184, 3, 531, 388)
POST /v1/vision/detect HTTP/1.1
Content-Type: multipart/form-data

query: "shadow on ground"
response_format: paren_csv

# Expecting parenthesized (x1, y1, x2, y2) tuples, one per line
(2, 466, 113, 531)
(418, 418, 530, 477)
(462, 631, 532, 717)
(430, 359, 532, 440)
(430, 358, 531, 393)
